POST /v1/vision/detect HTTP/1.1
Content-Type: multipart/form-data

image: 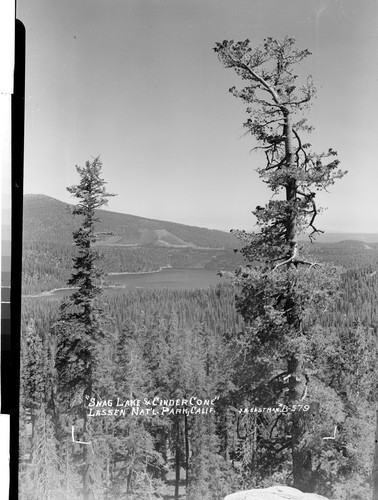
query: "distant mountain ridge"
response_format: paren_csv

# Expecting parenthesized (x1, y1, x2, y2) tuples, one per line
(308, 233, 378, 244)
(23, 194, 239, 249)
(24, 194, 378, 246)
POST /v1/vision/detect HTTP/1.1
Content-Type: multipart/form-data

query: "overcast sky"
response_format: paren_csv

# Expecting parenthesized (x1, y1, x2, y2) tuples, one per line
(18, 0, 378, 233)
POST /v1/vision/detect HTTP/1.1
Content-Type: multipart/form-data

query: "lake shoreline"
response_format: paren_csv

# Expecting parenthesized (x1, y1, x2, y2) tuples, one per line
(108, 265, 172, 276)
(23, 283, 130, 299)
(23, 268, 226, 299)
(24, 267, 171, 298)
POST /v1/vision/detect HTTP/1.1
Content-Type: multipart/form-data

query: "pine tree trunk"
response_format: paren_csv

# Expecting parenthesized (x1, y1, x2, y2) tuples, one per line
(105, 453, 110, 499)
(252, 414, 257, 474)
(83, 379, 93, 500)
(289, 354, 312, 491)
(83, 443, 93, 500)
(185, 414, 189, 491)
(31, 413, 36, 450)
(126, 470, 132, 499)
(65, 445, 69, 500)
(174, 419, 180, 500)
(284, 112, 313, 492)
(284, 112, 298, 261)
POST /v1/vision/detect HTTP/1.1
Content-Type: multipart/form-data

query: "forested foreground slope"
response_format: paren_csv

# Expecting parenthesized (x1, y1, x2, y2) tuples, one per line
(20, 238, 378, 499)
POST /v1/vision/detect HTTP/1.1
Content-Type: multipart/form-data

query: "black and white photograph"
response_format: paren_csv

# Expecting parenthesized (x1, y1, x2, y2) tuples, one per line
(17, 1, 378, 499)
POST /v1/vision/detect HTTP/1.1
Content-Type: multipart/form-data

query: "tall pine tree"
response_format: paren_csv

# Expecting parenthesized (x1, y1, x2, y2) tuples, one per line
(54, 157, 114, 500)
(214, 36, 346, 491)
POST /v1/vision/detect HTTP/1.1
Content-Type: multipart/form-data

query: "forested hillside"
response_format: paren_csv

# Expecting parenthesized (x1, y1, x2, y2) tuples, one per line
(23, 194, 239, 248)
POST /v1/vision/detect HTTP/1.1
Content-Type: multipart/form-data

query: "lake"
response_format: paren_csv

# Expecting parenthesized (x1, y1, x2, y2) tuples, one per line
(27, 268, 228, 300)
(108, 268, 224, 290)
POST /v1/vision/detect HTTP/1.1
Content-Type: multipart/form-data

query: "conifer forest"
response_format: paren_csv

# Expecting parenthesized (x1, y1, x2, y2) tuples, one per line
(19, 38, 378, 500)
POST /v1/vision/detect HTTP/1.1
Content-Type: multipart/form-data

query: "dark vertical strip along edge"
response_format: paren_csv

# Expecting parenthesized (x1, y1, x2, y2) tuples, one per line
(9, 19, 25, 500)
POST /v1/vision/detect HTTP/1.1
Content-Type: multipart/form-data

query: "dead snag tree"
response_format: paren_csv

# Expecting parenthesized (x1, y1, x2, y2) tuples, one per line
(55, 157, 114, 500)
(214, 37, 346, 491)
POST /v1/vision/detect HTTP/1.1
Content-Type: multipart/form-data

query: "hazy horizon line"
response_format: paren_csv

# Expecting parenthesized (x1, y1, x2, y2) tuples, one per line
(24, 193, 378, 236)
